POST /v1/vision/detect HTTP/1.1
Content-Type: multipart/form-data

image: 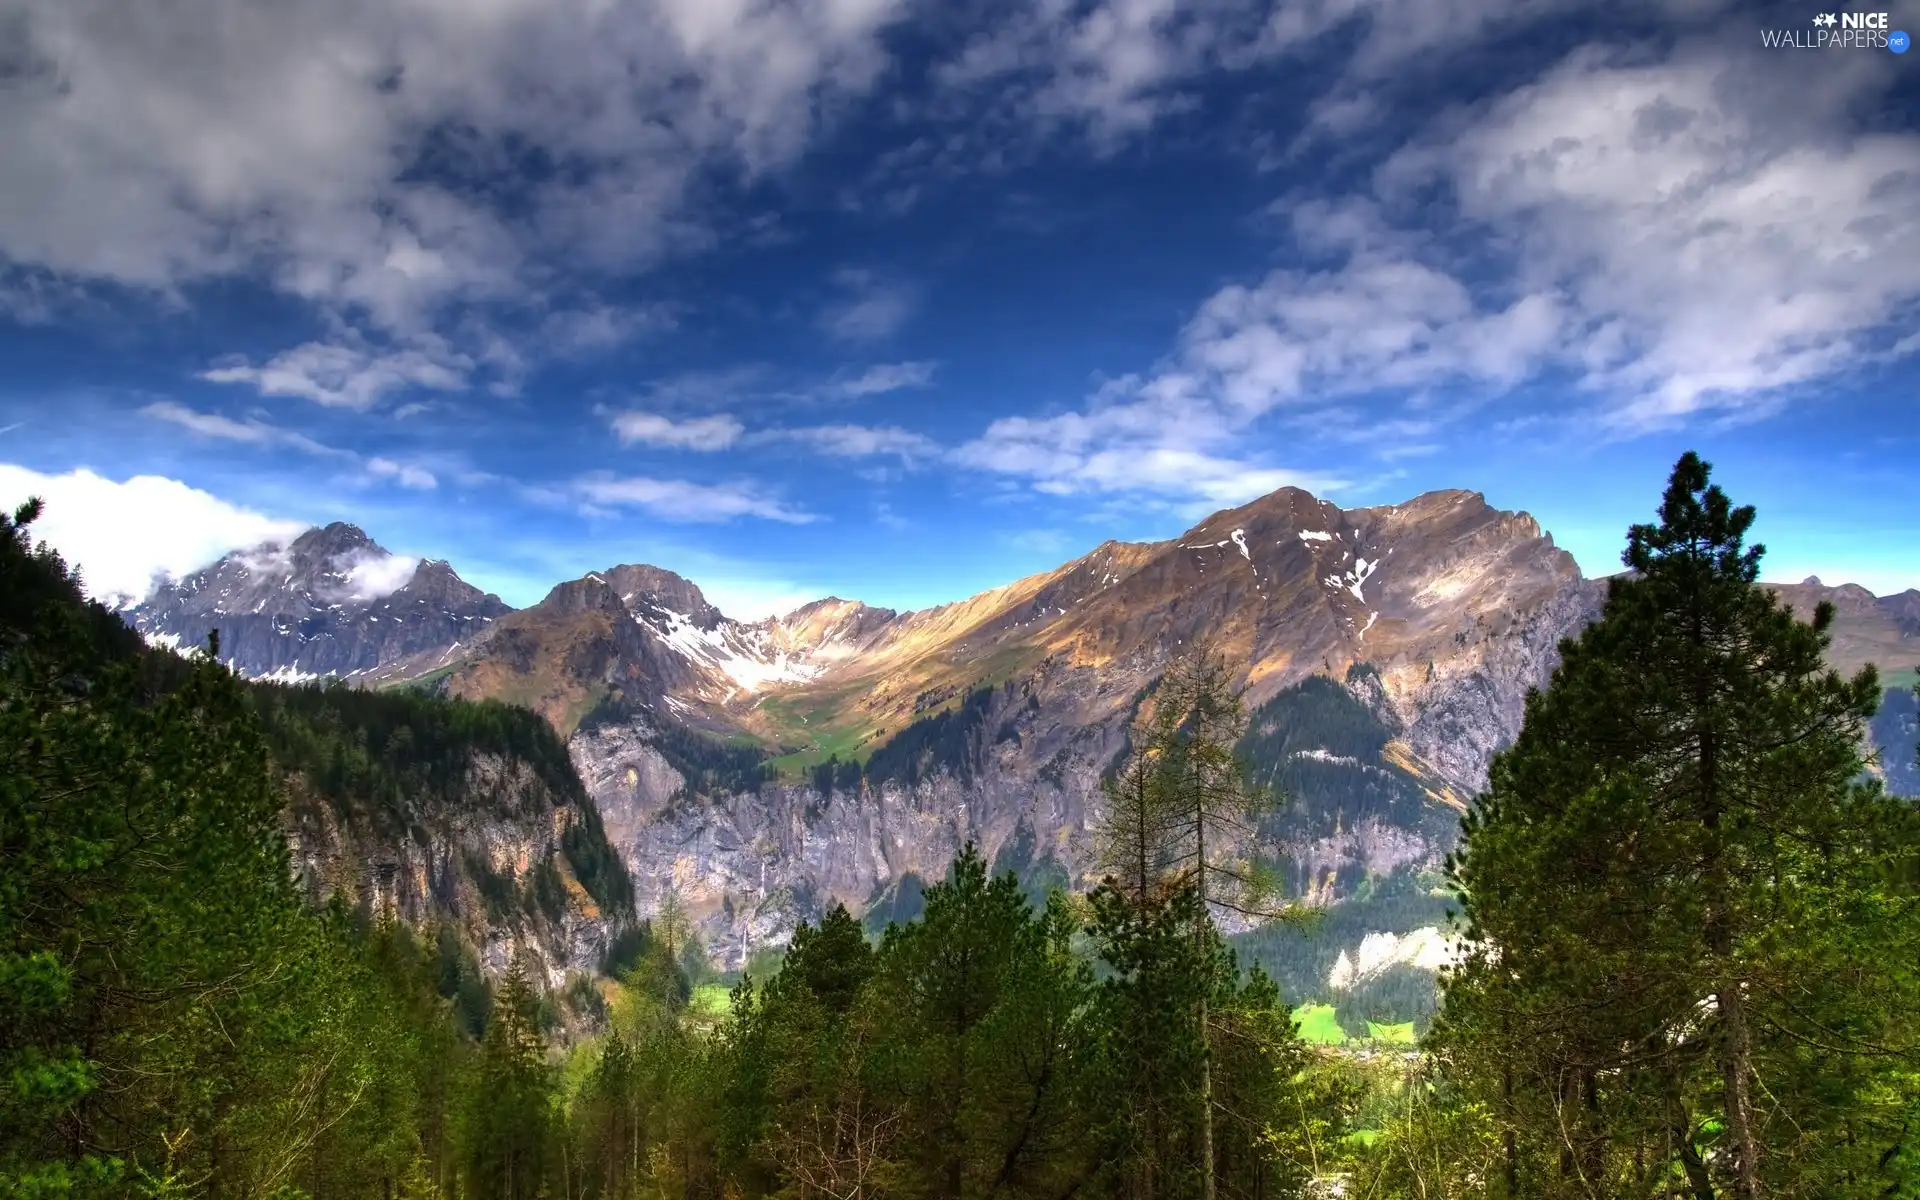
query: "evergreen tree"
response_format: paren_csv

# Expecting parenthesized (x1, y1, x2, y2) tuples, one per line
(866, 845, 1095, 1199)
(1437, 452, 1920, 1198)
(463, 957, 557, 1200)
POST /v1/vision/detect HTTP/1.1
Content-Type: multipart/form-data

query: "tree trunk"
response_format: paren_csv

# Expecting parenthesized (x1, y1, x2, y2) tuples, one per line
(1198, 990, 1215, 1200)
(1195, 796, 1216, 1200)
(1692, 588, 1762, 1200)
(1499, 1009, 1519, 1198)
(1718, 981, 1765, 1200)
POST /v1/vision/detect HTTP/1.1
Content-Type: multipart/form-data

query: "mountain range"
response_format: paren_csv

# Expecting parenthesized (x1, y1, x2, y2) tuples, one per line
(129, 484, 1920, 987)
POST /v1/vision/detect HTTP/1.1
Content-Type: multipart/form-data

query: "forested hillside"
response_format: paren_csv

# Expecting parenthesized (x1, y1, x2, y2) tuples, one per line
(258, 680, 635, 984)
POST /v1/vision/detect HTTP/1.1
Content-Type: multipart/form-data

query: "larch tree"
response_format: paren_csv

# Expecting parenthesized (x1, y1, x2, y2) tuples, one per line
(1094, 647, 1303, 1200)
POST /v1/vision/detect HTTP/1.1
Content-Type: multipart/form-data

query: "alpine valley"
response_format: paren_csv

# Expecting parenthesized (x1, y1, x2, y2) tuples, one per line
(127, 484, 1920, 1011)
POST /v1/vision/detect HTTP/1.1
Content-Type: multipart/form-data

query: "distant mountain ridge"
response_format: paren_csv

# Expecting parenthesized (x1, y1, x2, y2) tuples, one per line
(123, 487, 1920, 973)
(130, 521, 511, 681)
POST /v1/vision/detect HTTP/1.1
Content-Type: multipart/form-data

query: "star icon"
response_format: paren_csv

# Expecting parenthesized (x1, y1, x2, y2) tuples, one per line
(1813, 12, 1838, 26)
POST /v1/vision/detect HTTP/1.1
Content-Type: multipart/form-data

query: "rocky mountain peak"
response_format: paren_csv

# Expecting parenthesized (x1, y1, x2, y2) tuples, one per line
(764, 597, 903, 657)
(289, 521, 379, 560)
(399, 559, 499, 609)
(603, 564, 724, 630)
(539, 572, 630, 618)
(219, 481, 1913, 965)
(129, 526, 507, 682)
(1881, 589, 1920, 634)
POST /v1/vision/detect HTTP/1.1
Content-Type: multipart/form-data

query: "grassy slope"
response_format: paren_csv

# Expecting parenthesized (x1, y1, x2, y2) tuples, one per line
(1292, 1004, 1349, 1045)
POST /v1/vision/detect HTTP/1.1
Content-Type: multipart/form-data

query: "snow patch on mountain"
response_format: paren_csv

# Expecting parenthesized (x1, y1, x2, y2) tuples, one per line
(242, 663, 327, 686)
(644, 609, 826, 695)
(1294, 748, 1361, 766)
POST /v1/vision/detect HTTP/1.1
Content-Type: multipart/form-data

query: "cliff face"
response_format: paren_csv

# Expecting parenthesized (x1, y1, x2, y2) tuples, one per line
(249, 681, 635, 1007)
(283, 752, 619, 986)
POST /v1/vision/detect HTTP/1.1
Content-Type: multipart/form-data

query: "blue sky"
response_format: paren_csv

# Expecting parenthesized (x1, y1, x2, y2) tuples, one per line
(1, 0, 1916, 617)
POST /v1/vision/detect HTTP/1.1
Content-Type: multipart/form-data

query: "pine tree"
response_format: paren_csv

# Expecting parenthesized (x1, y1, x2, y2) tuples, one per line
(1437, 451, 1920, 1198)
(463, 956, 556, 1200)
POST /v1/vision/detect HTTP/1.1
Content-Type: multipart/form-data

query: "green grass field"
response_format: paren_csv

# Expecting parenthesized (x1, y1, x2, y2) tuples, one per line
(691, 983, 733, 1018)
(1292, 1003, 1348, 1045)
(1365, 1021, 1418, 1045)
(754, 683, 878, 774)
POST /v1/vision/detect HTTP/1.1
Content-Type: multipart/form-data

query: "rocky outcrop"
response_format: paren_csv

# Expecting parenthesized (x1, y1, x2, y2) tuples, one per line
(284, 748, 621, 989)
(129, 522, 511, 680)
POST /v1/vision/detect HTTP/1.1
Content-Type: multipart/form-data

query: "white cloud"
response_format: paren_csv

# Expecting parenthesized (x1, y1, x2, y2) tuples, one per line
(142, 402, 451, 492)
(958, 416, 1346, 511)
(333, 546, 425, 600)
(1382, 45, 1920, 428)
(696, 575, 829, 621)
(827, 360, 937, 397)
(1003, 527, 1073, 554)
(202, 340, 473, 410)
(960, 34, 1920, 509)
(139, 400, 349, 457)
(764, 424, 940, 460)
(365, 457, 439, 489)
(0, 0, 911, 371)
(574, 473, 816, 523)
(609, 410, 746, 451)
(540, 303, 676, 355)
(935, 0, 1246, 148)
(819, 269, 919, 342)
(0, 464, 304, 605)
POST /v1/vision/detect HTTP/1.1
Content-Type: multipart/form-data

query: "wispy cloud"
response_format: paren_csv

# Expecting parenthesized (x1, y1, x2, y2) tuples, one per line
(365, 457, 438, 490)
(609, 410, 747, 451)
(1390, 45, 1920, 430)
(574, 473, 817, 524)
(760, 424, 940, 462)
(142, 401, 448, 494)
(540, 303, 676, 356)
(825, 361, 937, 398)
(819, 269, 920, 343)
(0, 0, 912, 335)
(202, 341, 472, 411)
(140, 400, 350, 457)
(1002, 528, 1073, 555)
